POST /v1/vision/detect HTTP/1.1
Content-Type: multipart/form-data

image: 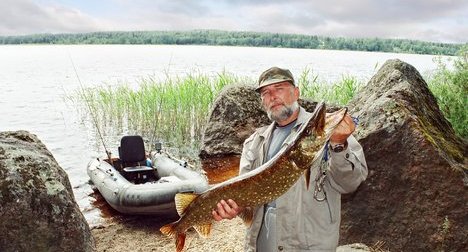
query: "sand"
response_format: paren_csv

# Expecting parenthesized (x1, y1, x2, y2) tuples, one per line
(91, 214, 244, 252)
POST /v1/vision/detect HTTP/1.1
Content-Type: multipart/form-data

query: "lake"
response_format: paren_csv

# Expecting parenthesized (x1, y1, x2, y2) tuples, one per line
(0, 44, 453, 225)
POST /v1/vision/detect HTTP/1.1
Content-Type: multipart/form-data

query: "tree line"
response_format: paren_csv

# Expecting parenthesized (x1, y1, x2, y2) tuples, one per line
(0, 30, 463, 56)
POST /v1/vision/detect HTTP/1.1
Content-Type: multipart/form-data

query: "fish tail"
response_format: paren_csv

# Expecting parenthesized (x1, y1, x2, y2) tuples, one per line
(160, 223, 187, 252)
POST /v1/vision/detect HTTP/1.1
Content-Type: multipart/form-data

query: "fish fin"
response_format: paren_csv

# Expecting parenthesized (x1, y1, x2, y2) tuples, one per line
(238, 207, 254, 227)
(160, 223, 186, 252)
(175, 232, 186, 252)
(304, 168, 311, 190)
(175, 192, 198, 216)
(193, 223, 212, 238)
(160, 223, 176, 237)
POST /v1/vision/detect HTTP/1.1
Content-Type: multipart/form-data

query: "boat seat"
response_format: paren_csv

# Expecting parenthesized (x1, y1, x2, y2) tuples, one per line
(118, 135, 160, 184)
(119, 135, 147, 167)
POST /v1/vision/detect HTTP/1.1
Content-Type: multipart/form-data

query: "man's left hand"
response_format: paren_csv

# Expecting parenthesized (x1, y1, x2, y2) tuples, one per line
(330, 114, 355, 144)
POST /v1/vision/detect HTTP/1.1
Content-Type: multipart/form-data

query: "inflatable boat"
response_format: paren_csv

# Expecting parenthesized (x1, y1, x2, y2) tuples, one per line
(87, 135, 208, 215)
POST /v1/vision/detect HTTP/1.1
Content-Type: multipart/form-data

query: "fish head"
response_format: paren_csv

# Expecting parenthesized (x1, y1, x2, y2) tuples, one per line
(291, 103, 347, 168)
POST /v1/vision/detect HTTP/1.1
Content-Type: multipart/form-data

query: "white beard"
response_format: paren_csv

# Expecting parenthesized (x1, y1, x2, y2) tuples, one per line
(267, 101, 299, 122)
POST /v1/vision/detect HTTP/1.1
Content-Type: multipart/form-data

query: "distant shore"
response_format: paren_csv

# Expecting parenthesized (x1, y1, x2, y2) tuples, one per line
(0, 30, 462, 56)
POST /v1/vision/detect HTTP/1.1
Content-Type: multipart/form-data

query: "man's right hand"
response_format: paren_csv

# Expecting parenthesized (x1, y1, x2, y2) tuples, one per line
(212, 199, 243, 221)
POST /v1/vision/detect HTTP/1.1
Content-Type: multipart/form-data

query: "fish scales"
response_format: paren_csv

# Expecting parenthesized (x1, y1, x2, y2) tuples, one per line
(160, 103, 347, 252)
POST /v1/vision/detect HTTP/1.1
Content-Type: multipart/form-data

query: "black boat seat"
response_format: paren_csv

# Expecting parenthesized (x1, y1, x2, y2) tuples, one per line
(118, 135, 160, 184)
(119, 135, 147, 167)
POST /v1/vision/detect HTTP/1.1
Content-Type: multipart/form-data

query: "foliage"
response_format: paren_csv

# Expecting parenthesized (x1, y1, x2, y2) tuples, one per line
(74, 70, 362, 153)
(73, 72, 245, 155)
(0, 30, 462, 56)
(427, 45, 468, 138)
(298, 68, 364, 105)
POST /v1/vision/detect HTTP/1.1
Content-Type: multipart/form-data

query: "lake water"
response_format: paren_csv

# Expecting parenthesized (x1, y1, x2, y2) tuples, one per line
(0, 44, 453, 225)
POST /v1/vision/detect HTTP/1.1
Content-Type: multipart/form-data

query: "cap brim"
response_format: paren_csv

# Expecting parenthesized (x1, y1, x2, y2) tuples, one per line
(255, 78, 294, 91)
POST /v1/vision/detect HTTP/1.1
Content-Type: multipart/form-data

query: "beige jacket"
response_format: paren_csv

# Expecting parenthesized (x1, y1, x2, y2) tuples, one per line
(239, 107, 368, 252)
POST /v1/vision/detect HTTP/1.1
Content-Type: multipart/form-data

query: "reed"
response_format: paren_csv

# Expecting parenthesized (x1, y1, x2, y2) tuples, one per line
(298, 67, 363, 105)
(427, 46, 467, 138)
(74, 69, 361, 155)
(74, 60, 465, 156)
(73, 71, 248, 155)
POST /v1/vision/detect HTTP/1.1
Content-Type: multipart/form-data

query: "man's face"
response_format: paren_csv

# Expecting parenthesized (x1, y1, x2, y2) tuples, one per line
(259, 82, 299, 122)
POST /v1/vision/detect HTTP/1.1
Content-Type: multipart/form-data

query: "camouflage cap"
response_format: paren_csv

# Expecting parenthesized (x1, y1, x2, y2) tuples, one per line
(256, 67, 295, 92)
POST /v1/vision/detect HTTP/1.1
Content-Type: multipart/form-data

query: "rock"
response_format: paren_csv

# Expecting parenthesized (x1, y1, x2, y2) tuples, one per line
(198, 84, 269, 183)
(340, 59, 467, 251)
(0, 131, 95, 252)
(199, 84, 270, 159)
(199, 84, 337, 183)
(336, 243, 370, 252)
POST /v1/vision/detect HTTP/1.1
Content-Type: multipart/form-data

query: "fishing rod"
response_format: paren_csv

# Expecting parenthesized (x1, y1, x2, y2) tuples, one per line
(69, 54, 113, 164)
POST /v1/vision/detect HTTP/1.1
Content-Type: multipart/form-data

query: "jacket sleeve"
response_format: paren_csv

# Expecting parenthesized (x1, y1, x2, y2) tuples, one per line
(327, 135, 368, 194)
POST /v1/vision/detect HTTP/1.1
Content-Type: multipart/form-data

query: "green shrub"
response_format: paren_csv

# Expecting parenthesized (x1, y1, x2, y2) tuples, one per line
(428, 45, 468, 138)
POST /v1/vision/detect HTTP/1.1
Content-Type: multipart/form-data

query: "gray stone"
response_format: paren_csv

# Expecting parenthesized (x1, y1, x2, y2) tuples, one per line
(336, 243, 370, 252)
(199, 84, 270, 159)
(0, 131, 95, 252)
(340, 59, 467, 251)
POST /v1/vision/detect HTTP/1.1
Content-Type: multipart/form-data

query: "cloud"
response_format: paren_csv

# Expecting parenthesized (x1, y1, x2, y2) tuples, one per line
(0, 0, 466, 43)
(0, 0, 105, 35)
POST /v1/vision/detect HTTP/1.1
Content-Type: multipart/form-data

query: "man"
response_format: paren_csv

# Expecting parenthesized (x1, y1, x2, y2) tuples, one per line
(212, 67, 368, 251)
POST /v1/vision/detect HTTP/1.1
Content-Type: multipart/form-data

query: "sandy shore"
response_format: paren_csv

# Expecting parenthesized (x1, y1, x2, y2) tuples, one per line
(91, 213, 245, 252)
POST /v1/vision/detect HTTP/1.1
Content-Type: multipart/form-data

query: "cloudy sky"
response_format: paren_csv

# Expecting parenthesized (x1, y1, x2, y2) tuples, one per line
(1, 0, 467, 43)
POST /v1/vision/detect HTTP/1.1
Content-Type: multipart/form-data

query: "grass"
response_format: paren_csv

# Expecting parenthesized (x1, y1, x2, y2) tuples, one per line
(427, 45, 468, 139)
(73, 71, 248, 155)
(73, 53, 466, 156)
(297, 67, 363, 105)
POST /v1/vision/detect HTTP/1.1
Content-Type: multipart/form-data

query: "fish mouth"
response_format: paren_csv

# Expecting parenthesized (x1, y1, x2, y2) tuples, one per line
(324, 107, 348, 133)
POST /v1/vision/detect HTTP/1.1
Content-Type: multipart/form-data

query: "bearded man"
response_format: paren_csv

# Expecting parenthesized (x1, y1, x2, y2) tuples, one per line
(212, 67, 368, 252)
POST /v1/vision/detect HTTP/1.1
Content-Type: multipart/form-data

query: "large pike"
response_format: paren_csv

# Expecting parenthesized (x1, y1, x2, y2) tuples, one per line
(160, 103, 347, 251)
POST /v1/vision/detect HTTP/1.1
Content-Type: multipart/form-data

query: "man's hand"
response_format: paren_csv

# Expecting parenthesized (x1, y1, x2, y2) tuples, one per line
(212, 199, 243, 221)
(330, 114, 355, 144)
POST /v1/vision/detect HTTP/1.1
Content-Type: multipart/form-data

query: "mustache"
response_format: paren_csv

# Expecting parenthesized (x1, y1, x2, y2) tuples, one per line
(268, 102, 285, 110)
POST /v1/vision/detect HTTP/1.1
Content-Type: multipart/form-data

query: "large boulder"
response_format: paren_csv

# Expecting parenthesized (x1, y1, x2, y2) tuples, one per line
(199, 84, 269, 183)
(340, 59, 467, 251)
(199, 84, 335, 183)
(0, 131, 95, 252)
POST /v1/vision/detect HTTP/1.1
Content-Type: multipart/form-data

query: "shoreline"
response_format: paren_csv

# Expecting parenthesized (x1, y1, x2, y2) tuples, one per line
(91, 214, 245, 252)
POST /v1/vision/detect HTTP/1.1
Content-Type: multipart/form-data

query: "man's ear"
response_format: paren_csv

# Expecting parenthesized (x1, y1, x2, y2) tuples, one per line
(294, 86, 300, 99)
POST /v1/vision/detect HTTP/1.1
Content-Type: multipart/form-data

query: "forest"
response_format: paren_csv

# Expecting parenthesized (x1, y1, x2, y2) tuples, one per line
(0, 30, 463, 56)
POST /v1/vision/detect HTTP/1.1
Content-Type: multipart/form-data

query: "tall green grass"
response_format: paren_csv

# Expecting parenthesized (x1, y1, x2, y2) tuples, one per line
(427, 46, 467, 138)
(74, 55, 466, 156)
(74, 71, 247, 155)
(297, 67, 363, 105)
(73, 69, 362, 155)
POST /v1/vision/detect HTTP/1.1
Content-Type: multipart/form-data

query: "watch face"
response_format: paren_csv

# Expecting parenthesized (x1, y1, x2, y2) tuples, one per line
(332, 145, 344, 152)
(331, 143, 345, 153)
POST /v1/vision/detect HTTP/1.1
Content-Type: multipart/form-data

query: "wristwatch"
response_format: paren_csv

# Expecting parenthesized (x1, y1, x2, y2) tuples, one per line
(330, 141, 347, 153)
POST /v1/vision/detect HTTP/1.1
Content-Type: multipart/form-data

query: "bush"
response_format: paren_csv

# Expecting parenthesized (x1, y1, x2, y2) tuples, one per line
(428, 46, 468, 138)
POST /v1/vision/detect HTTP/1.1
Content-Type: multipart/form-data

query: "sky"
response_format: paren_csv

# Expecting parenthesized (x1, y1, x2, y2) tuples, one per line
(1, 0, 467, 44)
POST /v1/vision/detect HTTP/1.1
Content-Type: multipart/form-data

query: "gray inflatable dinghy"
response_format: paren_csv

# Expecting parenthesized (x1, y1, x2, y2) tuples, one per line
(87, 135, 208, 215)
